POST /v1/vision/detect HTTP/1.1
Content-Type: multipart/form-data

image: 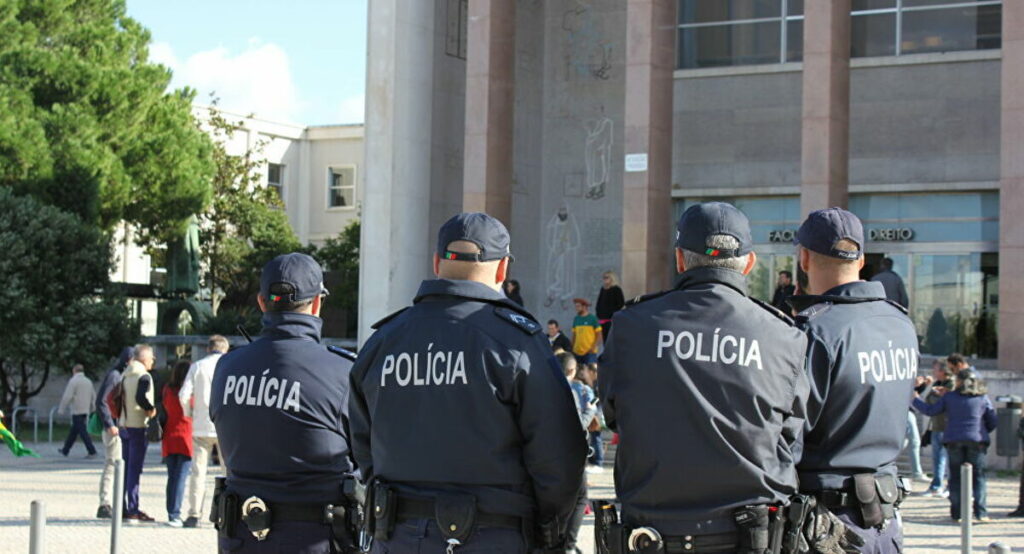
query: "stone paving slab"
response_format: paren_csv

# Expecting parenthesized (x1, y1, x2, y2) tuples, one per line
(2, 444, 1022, 553)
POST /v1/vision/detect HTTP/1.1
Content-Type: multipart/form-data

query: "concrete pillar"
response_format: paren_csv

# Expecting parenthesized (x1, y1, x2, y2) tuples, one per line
(800, 0, 851, 214)
(463, 0, 515, 224)
(621, 0, 676, 297)
(999, 2, 1024, 370)
(359, 0, 437, 343)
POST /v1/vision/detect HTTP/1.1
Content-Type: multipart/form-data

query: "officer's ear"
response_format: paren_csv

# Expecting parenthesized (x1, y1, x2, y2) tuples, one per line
(311, 294, 322, 317)
(675, 248, 686, 273)
(741, 251, 757, 276)
(433, 253, 441, 277)
(495, 256, 509, 285)
(257, 294, 268, 314)
(798, 247, 811, 274)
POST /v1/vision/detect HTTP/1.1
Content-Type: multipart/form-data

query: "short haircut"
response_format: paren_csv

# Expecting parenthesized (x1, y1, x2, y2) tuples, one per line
(547, 320, 559, 328)
(880, 257, 894, 270)
(264, 282, 314, 313)
(72, 364, 84, 373)
(133, 344, 153, 360)
(806, 239, 860, 268)
(555, 351, 577, 378)
(778, 270, 792, 279)
(208, 335, 229, 353)
(947, 353, 967, 367)
(681, 234, 748, 272)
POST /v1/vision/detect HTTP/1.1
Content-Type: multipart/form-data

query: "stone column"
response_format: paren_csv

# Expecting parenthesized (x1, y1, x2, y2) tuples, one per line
(800, 0, 850, 214)
(622, 0, 676, 297)
(999, 2, 1024, 370)
(463, 0, 515, 224)
(359, 0, 437, 343)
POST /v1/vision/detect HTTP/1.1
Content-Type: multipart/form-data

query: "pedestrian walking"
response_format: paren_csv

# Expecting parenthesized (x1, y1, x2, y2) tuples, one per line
(210, 253, 359, 553)
(95, 346, 133, 519)
(121, 344, 157, 523)
(503, 278, 524, 306)
(163, 360, 193, 527)
(912, 368, 998, 522)
(919, 359, 955, 497)
(178, 334, 228, 528)
(790, 208, 919, 553)
(349, 212, 586, 553)
(595, 270, 624, 338)
(57, 364, 97, 458)
(870, 257, 909, 308)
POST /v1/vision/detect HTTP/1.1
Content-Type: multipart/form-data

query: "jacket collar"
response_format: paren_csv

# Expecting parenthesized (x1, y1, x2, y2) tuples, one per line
(674, 266, 749, 297)
(260, 311, 323, 343)
(788, 280, 888, 312)
(415, 279, 525, 311)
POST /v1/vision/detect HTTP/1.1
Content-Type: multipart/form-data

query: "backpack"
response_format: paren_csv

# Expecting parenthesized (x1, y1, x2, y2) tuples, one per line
(105, 381, 124, 422)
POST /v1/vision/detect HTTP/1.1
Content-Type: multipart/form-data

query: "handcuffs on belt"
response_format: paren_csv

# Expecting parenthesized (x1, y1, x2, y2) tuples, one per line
(241, 496, 272, 541)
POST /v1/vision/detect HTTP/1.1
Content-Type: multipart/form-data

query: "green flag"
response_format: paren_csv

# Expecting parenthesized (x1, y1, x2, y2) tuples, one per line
(0, 421, 39, 458)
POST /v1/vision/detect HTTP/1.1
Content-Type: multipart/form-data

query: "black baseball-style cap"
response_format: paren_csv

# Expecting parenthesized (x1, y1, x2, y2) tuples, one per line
(437, 212, 514, 262)
(260, 252, 329, 303)
(676, 202, 753, 259)
(794, 207, 864, 260)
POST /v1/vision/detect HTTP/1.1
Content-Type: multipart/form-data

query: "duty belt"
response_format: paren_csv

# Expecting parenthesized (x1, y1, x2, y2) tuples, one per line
(648, 532, 737, 553)
(395, 495, 522, 530)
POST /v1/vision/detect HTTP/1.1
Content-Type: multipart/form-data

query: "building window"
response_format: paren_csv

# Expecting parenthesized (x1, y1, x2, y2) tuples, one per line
(328, 166, 356, 209)
(268, 163, 284, 200)
(676, 0, 805, 69)
(851, 0, 1001, 58)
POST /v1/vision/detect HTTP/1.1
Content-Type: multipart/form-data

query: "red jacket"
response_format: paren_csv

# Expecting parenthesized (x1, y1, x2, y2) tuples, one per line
(162, 385, 193, 458)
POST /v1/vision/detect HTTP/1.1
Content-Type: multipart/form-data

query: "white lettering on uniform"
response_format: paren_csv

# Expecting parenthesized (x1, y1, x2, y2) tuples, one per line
(858, 346, 919, 384)
(379, 346, 471, 388)
(221, 370, 303, 413)
(224, 376, 237, 404)
(656, 329, 763, 370)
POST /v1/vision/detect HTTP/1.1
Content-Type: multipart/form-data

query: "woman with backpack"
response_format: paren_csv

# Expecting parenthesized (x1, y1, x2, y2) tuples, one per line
(162, 360, 194, 527)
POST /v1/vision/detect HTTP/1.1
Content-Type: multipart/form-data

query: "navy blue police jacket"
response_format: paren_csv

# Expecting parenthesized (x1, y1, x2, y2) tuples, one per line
(789, 281, 918, 492)
(599, 267, 810, 536)
(210, 311, 355, 503)
(349, 279, 587, 526)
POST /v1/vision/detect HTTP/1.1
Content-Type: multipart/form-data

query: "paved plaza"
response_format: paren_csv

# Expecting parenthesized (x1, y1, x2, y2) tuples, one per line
(1, 442, 1022, 553)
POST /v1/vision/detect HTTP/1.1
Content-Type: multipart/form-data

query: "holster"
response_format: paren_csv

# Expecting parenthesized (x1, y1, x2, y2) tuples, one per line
(852, 474, 883, 528)
(210, 476, 227, 525)
(326, 503, 358, 553)
(371, 481, 397, 541)
(733, 505, 771, 554)
(781, 494, 814, 554)
(592, 500, 624, 554)
(216, 491, 241, 540)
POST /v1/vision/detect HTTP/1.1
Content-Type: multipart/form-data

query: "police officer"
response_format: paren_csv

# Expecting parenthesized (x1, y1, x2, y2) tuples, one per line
(790, 208, 919, 553)
(599, 202, 813, 553)
(349, 212, 587, 553)
(210, 252, 358, 553)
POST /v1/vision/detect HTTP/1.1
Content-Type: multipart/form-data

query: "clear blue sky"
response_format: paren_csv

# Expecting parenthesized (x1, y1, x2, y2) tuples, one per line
(126, 0, 367, 126)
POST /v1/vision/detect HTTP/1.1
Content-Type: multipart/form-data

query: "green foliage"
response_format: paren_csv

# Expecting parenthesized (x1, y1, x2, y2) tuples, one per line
(196, 306, 262, 337)
(316, 220, 360, 312)
(0, 188, 137, 412)
(0, 0, 214, 244)
(198, 104, 303, 313)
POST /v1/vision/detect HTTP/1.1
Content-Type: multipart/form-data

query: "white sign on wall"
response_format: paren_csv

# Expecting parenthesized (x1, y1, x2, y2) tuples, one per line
(624, 153, 648, 173)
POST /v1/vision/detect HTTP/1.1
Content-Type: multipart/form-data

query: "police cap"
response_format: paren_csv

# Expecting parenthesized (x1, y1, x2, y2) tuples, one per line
(259, 252, 329, 303)
(675, 201, 753, 258)
(794, 207, 864, 261)
(437, 212, 514, 262)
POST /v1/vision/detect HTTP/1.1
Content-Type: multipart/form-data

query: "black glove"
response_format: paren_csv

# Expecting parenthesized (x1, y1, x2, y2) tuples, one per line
(801, 505, 865, 554)
(534, 518, 567, 553)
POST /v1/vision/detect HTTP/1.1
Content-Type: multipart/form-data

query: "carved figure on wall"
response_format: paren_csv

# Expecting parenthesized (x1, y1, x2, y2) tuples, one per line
(585, 117, 613, 200)
(545, 204, 581, 309)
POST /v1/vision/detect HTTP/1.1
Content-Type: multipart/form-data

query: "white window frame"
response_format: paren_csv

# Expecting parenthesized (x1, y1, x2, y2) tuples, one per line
(851, 0, 1002, 57)
(326, 164, 357, 211)
(267, 163, 285, 200)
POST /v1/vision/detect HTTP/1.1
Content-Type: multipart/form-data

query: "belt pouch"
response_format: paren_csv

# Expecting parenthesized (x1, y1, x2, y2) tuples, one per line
(435, 493, 476, 544)
(733, 505, 770, 554)
(874, 475, 899, 520)
(218, 493, 240, 539)
(371, 483, 396, 541)
(853, 473, 883, 528)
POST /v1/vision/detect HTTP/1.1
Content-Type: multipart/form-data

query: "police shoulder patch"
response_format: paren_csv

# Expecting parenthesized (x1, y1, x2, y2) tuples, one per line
(749, 297, 796, 326)
(624, 290, 670, 308)
(326, 345, 357, 361)
(372, 307, 409, 330)
(494, 307, 541, 335)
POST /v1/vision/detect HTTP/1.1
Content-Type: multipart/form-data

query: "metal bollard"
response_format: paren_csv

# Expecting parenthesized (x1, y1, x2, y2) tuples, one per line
(29, 500, 45, 554)
(988, 542, 1011, 554)
(48, 407, 58, 443)
(961, 462, 972, 554)
(110, 458, 125, 554)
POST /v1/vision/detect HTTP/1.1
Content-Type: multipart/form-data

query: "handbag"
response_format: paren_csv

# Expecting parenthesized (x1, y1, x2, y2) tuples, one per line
(146, 416, 163, 442)
(87, 412, 103, 435)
